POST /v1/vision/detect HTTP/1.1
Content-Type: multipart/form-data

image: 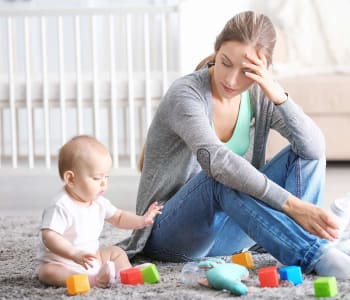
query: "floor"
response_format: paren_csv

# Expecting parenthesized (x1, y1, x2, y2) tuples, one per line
(0, 162, 349, 215)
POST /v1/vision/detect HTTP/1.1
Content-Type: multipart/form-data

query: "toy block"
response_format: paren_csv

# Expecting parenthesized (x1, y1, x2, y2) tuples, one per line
(314, 276, 338, 298)
(231, 252, 254, 269)
(120, 267, 144, 285)
(141, 263, 160, 284)
(66, 274, 90, 295)
(258, 266, 279, 288)
(278, 266, 303, 285)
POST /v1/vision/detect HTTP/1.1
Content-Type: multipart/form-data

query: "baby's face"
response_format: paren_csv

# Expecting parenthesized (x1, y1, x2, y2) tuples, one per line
(70, 152, 112, 204)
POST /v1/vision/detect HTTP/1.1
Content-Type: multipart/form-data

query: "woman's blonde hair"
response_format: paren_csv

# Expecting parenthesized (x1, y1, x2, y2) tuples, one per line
(195, 11, 276, 70)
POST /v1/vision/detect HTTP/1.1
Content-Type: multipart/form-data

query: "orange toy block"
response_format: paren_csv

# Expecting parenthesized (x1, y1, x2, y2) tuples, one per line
(258, 266, 279, 288)
(120, 267, 144, 285)
(66, 274, 90, 295)
(231, 252, 254, 269)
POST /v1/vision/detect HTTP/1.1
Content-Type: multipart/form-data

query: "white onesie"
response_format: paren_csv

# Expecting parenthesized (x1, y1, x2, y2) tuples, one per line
(37, 189, 118, 275)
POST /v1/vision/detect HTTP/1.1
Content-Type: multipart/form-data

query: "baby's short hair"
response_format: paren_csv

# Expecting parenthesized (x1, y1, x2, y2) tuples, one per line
(58, 135, 109, 180)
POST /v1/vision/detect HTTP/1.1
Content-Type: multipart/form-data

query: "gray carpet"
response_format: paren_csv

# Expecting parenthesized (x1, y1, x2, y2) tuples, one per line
(0, 215, 349, 299)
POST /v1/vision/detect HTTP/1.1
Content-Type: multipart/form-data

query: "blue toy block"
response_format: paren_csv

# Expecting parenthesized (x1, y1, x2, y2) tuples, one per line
(278, 266, 303, 285)
(314, 276, 338, 298)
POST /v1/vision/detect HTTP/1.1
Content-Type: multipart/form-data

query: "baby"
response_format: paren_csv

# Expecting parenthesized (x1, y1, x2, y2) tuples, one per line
(37, 135, 162, 288)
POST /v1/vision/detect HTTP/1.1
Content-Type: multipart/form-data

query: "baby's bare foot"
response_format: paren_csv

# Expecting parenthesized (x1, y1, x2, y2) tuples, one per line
(95, 261, 116, 288)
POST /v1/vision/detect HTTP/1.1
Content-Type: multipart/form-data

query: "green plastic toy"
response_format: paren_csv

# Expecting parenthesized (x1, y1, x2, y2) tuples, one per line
(141, 263, 160, 284)
(314, 276, 338, 298)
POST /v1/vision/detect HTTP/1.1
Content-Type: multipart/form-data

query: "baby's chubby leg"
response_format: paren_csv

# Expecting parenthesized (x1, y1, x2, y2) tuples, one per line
(37, 262, 77, 287)
(94, 246, 132, 287)
(98, 245, 132, 272)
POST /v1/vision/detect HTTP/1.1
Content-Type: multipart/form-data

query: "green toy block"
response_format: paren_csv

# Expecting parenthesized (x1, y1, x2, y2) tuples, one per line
(314, 276, 338, 298)
(141, 263, 160, 284)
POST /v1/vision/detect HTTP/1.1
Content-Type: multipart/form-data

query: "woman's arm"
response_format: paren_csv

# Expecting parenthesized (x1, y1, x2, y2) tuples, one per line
(270, 99, 326, 159)
(244, 53, 333, 239)
(245, 52, 325, 159)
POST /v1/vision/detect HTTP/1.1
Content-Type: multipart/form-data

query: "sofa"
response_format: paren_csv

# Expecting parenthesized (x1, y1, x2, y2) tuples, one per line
(266, 74, 350, 161)
(263, 1, 350, 161)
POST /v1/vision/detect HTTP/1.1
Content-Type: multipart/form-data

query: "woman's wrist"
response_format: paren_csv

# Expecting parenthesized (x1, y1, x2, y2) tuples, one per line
(282, 194, 300, 216)
(274, 92, 288, 106)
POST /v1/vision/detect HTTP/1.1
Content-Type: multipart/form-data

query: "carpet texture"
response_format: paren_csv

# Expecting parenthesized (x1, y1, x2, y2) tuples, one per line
(0, 215, 348, 299)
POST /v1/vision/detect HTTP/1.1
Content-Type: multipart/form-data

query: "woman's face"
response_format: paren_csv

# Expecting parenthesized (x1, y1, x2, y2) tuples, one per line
(211, 40, 260, 100)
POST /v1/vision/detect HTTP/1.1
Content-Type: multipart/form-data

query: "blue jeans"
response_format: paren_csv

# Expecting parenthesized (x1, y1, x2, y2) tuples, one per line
(143, 146, 329, 273)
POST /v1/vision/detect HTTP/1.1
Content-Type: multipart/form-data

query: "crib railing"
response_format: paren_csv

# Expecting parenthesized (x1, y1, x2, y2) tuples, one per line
(0, 5, 180, 170)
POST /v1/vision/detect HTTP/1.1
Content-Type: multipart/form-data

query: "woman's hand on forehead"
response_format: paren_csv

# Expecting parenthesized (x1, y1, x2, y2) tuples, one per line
(243, 52, 287, 105)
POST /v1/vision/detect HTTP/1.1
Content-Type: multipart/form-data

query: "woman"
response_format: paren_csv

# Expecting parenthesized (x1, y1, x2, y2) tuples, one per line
(119, 11, 350, 278)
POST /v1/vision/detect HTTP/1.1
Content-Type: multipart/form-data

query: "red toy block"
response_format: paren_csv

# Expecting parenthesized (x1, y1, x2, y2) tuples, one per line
(231, 252, 255, 269)
(120, 267, 144, 285)
(258, 266, 279, 288)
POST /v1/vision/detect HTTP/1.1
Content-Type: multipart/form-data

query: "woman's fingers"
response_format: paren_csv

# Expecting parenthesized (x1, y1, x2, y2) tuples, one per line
(245, 52, 264, 67)
(310, 221, 339, 241)
(257, 50, 268, 67)
(320, 212, 340, 239)
(304, 209, 340, 241)
(243, 53, 272, 88)
(244, 71, 262, 83)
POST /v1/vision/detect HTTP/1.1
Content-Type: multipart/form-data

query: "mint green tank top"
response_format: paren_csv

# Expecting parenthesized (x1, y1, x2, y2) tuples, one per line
(214, 91, 252, 156)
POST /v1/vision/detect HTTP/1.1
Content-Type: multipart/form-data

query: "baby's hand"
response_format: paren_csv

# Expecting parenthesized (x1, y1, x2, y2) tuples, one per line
(72, 250, 97, 270)
(143, 201, 163, 226)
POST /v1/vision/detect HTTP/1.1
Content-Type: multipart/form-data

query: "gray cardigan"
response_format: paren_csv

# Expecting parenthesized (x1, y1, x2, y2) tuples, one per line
(118, 67, 325, 257)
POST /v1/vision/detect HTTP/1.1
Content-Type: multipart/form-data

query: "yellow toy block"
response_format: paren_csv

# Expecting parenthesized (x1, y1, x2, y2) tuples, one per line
(231, 252, 254, 269)
(66, 274, 90, 295)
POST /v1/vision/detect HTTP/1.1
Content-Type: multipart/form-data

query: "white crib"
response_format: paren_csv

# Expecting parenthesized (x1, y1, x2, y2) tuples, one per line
(0, 2, 249, 212)
(0, 4, 181, 172)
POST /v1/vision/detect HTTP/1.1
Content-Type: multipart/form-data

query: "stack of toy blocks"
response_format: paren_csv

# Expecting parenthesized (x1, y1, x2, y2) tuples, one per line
(231, 252, 254, 269)
(314, 276, 338, 298)
(66, 274, 90, 295)
(120, 263, 160, 285)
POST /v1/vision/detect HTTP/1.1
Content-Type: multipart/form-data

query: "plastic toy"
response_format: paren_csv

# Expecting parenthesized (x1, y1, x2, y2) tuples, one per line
(314, 276, 338, 298)
(120, 267, 144, 285)
(66, 274, 90, 295)
(258, 266, 279, 288)
(279, 266, 303, 285)
(141, 263, 160, 283)
(181, 258, 249, 296)
(231, 252, 254, 269)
